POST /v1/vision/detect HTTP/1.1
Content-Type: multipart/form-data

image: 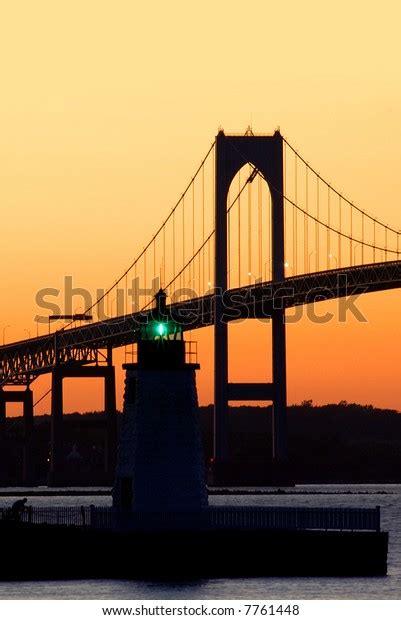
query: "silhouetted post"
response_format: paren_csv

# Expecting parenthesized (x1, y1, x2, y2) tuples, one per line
(49, 367, 63, 485)
(214, 130, 229, 463)
(0, 388, 5, 441)
(271, 132, 288, 462)
(105, 346, 117, 478)
(272, 308, 288, 460)
(22, 387, 34, 485)
(0, 389, 5, 479)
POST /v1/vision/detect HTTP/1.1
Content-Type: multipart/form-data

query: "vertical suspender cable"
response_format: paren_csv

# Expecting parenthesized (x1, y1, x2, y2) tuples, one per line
(162, 225, 166, 287)
(316, 176, 320, 271)
(202, 164, 205, 293)
(182, 196, 185, 291)
(248, 164, 252, 284)
(197, 250, 201, 297)
(153, 238, 156, 289)
(238, 170, 241, 287)
(385, 226, 388, 261)
(228, 189, 231, 287)
(173, 211, 176, 290)
(212, 144, 215, 288)
(208, 237, 211, 287)
(268, 190, 271, 279)
(373, 219, 376, 263)
(125, 274, 128, 316)
(294, 155, 298, 274)
(258, 173, 262, 280)
(144, 250, 147, 306)
(283, 142, 287, 274)
(134, 263, 137, 312)
(192, 181, 195, 288)
(327, 186, 330, 270)
(361, 212, 364, 265)
(338, 196, 342, 268)
(304, 165, 308, 273)
(350, 205, 353, 266)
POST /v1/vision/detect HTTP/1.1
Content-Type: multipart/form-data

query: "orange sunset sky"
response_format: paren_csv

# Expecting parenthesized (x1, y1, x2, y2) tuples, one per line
(1, 1, 401, 415)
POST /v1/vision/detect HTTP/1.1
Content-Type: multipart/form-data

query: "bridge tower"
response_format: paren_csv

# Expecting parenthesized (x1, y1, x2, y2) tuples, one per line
(214, 130, 287, 470)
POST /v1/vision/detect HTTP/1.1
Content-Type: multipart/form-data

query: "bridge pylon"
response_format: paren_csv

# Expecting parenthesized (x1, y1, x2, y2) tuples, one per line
(214, 130, 288, 471)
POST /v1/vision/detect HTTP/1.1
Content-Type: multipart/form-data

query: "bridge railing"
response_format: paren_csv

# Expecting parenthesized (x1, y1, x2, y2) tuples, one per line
(123, 340, 198, 365)
(90, 505, 381, 532)
(0, 505, 381, 532)
(0, 506, 90, 527)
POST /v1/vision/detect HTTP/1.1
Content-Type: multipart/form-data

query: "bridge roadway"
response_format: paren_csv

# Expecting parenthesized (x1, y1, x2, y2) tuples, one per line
(1, 260, 401, 385)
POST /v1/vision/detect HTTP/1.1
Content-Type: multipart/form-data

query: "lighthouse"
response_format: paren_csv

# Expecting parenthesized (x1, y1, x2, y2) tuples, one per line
(113, 290, 208, 513)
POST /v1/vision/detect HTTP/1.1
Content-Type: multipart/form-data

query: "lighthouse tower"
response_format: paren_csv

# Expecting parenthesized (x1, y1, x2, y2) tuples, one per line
(113, 290, 208, 513)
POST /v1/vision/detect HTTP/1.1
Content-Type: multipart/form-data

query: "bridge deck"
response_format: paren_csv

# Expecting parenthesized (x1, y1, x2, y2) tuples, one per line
(1, 260, 401, 384)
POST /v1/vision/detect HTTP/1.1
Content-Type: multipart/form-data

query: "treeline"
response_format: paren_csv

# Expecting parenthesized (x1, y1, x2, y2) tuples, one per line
(201, 402, 401, 483)
(1, 402, 401, 485)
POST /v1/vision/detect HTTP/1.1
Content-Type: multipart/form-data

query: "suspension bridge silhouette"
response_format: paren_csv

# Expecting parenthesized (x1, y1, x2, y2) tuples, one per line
(1, 129, 401, 484)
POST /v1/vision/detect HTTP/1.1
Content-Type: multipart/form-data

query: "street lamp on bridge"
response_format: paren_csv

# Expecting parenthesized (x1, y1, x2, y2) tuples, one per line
(248, 271, 261, 285)
(284, 262, 293, 275)
(328, 253, 338, 268)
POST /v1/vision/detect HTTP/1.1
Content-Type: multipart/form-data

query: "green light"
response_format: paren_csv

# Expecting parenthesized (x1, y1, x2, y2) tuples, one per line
(157, 323, 165, 336)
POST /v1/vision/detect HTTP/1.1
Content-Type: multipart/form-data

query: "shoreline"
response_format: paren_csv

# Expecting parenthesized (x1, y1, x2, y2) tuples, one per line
(0, 488, 396, 497)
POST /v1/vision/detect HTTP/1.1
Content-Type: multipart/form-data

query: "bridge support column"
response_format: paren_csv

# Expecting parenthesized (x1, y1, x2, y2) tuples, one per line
(105, 348, 117, 478)
(0, 388, 5, 440)
(0, 389, 6, 479)
(22, 387, 34, 485)
(0, 386, 35, 484)
(49, 363, 118, 485)
(272, 309, 288, 461)
(214, 131, 229, 464)
(270, 132, 288, 463)
(49, 367, 63, 485)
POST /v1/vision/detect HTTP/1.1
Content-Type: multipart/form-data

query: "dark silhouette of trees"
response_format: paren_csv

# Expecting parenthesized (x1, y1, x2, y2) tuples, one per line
(1, 402, 401, 484)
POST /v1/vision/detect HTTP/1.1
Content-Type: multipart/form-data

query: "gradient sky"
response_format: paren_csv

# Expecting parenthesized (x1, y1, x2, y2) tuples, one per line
(1, 0, 401, 415)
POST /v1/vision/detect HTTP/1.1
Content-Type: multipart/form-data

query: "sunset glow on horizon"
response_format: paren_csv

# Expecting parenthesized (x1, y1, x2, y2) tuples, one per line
(2, 0, 401, 415)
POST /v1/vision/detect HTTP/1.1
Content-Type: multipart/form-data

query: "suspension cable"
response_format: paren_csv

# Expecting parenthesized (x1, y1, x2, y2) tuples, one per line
(283, 136, 401, 235)
(57, 141, 216, 333)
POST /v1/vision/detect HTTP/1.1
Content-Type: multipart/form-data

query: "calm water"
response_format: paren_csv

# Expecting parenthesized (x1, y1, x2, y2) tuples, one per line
(0, 485, 399, 600)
